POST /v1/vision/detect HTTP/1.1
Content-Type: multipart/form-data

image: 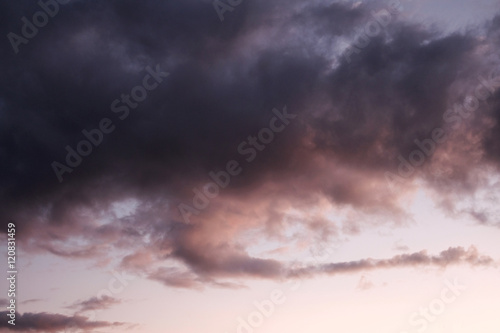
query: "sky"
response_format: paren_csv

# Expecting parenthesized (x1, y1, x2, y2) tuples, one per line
(0, 0, 500, 332)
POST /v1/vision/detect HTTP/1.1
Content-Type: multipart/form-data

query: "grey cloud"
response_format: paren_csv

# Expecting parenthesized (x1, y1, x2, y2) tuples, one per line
(0, 311, 124, 332)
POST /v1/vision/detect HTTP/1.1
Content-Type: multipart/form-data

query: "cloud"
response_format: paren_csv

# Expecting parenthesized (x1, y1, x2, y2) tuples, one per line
(393, 242, 410, 252)
(129, 243, 494, 289)
(289, 246, 495, 278)
(21, 299, 44, 305)
(0, 0, 499, 289)
(357, 275, 374, 290)
(147, 267, 206, 290)
(68, 295, 122, 313)
(0, 311, 124, 332)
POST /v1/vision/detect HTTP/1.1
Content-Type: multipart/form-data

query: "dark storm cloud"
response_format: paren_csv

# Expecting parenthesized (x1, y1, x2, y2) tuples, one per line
(0, 311, 123, 332)
(482, 89, 500, 163)
(1, 0, 500, 285)
(316, 32, 475, 166)
(0, 0, 312, 230)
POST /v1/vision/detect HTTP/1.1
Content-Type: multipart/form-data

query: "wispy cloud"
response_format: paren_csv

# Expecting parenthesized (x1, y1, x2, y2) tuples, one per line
(68, 295, 122, 313)
(290, 246, 494, 278)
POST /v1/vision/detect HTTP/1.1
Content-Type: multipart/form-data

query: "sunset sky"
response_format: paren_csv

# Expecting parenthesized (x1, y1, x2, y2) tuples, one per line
(1, 0, 500, 332)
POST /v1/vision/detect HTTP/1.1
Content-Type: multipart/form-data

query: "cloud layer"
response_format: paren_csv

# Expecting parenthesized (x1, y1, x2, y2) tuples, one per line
(1, 0, 500, 291)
